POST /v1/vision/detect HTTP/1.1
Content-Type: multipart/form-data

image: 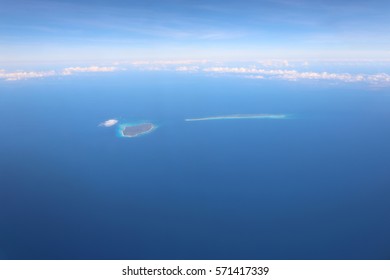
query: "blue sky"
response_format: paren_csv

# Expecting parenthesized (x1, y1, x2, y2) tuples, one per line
(1, 0, 390, 63)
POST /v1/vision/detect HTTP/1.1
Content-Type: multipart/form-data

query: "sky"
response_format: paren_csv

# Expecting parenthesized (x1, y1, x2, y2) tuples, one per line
(1, 0, 390, 63)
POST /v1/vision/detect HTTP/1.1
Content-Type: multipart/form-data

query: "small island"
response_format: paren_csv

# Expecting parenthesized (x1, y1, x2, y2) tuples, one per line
(185, 114, 287, 122)
(121, 123, 155, 138)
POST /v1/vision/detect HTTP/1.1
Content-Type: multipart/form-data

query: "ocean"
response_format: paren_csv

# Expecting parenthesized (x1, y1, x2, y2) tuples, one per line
(0, 71, 390, 259)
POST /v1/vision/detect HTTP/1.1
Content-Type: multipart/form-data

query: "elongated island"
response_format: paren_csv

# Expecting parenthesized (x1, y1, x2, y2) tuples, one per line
(121, 123, 155, 138)
(185, 114, 287, 122)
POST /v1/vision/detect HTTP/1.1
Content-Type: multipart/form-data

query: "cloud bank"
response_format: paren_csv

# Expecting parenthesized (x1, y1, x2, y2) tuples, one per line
(62, 66, 117, 75)
(202, 67, 390, 85)
(2, 61, 390, 86)
(0, 70, 56, 81)
(126, 60, 208, 72)
(0, 66, 119, 81)
(175, 66, 200, 72)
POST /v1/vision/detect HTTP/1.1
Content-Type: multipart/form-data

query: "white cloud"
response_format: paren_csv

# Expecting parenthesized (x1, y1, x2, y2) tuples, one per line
(202, 67, 390, 85)
(126, 60, 208, 72)
(247, 75, 265, 79)
(0, 65, 119, 81)
(258, 59, 290, 67)
(99, 119, 118, 127)
(0, 70, 56, 81)
(130, 60, 208, 66)
(203, 67, 298, 75)
(366, 73, 390, 83)
(176, 66, 200, 72)
(2, 62, 390, 86)
(62, 66, 117, 75)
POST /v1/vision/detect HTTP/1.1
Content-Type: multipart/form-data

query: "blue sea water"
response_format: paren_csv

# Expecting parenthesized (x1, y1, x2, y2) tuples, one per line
(0, 72, 390, 260)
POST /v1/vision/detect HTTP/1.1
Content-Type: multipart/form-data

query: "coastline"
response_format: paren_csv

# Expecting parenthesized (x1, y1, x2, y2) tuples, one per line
(119, 123, 156, 138)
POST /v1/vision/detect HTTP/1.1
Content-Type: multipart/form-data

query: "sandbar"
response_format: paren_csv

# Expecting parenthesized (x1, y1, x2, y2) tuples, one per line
(185, 114, 287, 122)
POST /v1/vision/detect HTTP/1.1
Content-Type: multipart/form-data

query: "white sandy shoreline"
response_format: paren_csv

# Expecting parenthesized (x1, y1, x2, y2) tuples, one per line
(185, 115, 287, 122)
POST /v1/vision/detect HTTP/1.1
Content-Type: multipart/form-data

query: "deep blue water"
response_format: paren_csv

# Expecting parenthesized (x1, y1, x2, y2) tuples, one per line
(0, 72, 390, 259)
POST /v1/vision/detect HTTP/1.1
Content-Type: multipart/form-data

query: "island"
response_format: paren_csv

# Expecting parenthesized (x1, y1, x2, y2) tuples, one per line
(121, 123, 155, 138)
(185, 114, 287, 122)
